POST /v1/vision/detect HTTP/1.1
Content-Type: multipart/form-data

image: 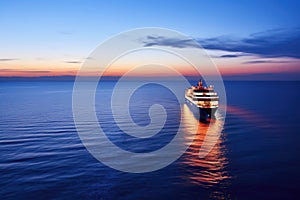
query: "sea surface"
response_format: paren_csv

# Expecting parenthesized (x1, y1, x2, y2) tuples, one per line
(0, 80, 300, 199)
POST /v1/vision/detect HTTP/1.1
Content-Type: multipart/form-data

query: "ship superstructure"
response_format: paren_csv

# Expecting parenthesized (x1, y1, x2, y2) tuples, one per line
(185, 80, 219, 120)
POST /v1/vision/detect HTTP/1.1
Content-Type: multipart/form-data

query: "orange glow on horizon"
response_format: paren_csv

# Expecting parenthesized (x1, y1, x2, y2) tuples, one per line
(1, 60, 299, 77)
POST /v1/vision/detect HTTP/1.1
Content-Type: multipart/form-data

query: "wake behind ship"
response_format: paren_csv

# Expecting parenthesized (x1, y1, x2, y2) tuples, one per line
(185, 80, 219, 120)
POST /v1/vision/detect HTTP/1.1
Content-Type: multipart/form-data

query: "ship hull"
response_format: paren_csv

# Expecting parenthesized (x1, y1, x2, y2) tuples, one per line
(199, 107, 217, 119)
(185, 96, 218, 121)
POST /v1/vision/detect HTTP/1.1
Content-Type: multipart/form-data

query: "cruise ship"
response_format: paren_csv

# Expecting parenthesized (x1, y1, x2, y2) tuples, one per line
(185, 80, 219, 120)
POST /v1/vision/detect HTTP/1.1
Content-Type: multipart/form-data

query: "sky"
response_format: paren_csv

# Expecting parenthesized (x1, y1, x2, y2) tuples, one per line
(0, 0, 300, 80)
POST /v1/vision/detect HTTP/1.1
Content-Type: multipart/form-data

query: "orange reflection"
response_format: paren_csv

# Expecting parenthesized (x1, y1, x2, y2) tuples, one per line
(225, 105, 273, 128)
(181, 104, 230, 188)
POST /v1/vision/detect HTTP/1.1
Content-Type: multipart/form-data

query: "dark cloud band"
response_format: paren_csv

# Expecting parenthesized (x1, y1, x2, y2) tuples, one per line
(142, 28, 300, 59)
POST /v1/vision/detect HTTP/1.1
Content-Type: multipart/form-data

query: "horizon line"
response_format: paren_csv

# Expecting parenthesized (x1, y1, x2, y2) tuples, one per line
(0, 74, 299, 81)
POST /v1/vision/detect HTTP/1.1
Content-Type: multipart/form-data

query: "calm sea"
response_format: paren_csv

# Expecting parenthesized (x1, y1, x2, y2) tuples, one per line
(0, 80, 299, 199)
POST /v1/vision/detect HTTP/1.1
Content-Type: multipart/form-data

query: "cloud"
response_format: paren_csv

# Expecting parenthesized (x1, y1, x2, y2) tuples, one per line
(219, 54, 245, 58)
(142, 27, 300, 59)
(242, 60, 294, 64)
(0, 69, 50, 73)
(0, 58, 18, 61)
(199, 28, 300, 59)
(143, 36, 198, 48)
(64, 61, 81, 64)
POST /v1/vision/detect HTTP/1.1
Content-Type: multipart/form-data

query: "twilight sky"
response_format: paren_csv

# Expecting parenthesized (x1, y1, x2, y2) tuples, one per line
(0, 0, 299, 80)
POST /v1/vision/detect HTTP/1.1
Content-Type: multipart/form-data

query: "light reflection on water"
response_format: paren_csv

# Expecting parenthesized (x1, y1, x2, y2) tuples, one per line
(181, 104, 230, 189)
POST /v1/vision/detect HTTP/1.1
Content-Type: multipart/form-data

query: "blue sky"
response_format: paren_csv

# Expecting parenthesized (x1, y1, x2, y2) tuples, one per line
(0, 0, 299, 79)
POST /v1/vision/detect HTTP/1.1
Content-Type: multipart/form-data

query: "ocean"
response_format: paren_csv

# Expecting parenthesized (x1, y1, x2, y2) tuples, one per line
(0, 80, 299, 199)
